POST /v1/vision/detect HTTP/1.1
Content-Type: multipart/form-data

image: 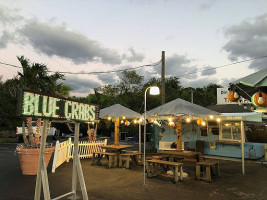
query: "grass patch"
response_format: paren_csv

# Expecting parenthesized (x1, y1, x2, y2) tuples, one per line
(0, 137, 18, 143)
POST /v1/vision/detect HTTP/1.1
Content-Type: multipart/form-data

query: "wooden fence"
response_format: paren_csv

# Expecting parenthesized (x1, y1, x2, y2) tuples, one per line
(52, 138, 107, 173)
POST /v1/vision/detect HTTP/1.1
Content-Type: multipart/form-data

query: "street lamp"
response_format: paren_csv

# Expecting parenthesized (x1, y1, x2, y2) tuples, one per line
(143, 86, 160, 185)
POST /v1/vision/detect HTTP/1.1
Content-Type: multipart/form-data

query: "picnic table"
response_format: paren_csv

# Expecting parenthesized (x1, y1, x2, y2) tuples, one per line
(92, 144, 133, 168)
(159, 150, 202, 162)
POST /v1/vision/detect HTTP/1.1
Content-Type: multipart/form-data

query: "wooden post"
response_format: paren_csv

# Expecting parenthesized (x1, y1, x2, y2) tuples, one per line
(114, 117, 120, 146)
(241, 120, 245, 175)
(72, 122, 88, 200)
(34, 119, 50, 200)
(139, 123, 141, 153)
(72, 122, 79, 200)
(175, 118, 182, 151)
(161, 51, 165, 105)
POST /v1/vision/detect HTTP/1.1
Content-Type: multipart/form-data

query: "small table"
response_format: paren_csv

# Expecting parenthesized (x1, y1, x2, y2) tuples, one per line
(101, 144, 133, 152)
(159, 150, 202, 162)
(100, 144, 133, 167)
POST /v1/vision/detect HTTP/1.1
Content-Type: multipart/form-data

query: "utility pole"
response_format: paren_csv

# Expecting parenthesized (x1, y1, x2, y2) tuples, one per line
(191, 88, 194, 103)
(161, 51, 165, 105)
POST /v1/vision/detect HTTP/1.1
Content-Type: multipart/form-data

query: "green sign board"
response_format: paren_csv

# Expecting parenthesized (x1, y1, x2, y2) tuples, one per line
(18, 91, 98, 122)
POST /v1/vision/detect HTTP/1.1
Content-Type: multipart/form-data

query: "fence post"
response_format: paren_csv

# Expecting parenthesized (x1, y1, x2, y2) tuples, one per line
(52, 140, 59, 173)
(66, 138, 72, 162)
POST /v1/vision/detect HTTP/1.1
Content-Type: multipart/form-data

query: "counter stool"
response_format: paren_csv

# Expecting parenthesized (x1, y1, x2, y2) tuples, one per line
(196, 160, 220, 182)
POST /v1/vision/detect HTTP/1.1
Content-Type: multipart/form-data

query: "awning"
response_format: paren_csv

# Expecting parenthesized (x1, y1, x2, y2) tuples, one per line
(146, 98, 219, 117)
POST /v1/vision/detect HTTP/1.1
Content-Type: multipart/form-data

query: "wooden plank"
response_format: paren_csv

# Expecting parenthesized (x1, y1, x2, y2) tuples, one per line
(71, 122, 79, 200)
(146, 159, 183, 166)
(34, 119, 49, 200)
(76, 157, 89, 200)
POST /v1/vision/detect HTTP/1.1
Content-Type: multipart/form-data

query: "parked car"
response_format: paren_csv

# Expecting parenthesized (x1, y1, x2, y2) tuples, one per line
(62, 133, 83, 138)
(16, 121, 58, 143)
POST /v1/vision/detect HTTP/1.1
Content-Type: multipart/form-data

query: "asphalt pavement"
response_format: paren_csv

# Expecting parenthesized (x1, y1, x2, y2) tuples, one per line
(1, 143, 267, 200)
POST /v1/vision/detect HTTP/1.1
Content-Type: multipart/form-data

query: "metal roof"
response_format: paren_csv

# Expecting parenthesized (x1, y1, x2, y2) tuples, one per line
(99, 104, 141, 119)
(232, 68, 267, 87)
(146, 98, 219, 117)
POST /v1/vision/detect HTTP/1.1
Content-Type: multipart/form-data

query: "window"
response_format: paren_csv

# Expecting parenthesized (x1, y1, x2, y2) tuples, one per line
(220, 122, 241, 141)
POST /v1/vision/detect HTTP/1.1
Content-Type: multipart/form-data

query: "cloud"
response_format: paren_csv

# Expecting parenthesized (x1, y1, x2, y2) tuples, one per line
(18, 20, 122, 65)
(64, 75, 101, 93)
(0, 31, 13, 48)
(97, 73, 118, 85)
(122, 47, 145, 62)
(159, 54, 197, 79)
(223, 14, 267, 70)
(181, 77, 219, 88)
(201, 66, 217, 76)
(199, 0, 220, 10)
(0, 5, 22, 26)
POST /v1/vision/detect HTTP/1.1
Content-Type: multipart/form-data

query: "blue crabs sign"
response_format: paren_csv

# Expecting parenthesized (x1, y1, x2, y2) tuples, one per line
(17, 90, 98, 121)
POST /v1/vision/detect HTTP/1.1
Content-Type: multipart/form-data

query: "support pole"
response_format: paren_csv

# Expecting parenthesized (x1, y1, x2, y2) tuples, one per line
(139, 123, 141, 153)
(71, 122, 79, 200)
(241, 120, 245, 175)
(175, 118, 182, 151)
(161, 51, 165, 105)
(34, 119, 49, 200)
(114, 117, 120, 146)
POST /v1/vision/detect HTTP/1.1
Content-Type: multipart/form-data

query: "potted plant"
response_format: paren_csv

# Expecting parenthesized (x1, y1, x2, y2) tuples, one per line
(16, 117, 55, 175)
(12, 56, 70, 175)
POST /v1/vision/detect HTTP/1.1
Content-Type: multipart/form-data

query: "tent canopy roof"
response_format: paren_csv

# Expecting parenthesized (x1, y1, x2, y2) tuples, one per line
(232, 68, 267, 87)
(100, 104, 141, 119)
(146, 98, 219, 117)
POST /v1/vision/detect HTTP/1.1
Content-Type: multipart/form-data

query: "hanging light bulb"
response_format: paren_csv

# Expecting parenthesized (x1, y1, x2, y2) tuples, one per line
(122, 116, 126, 120)
(234, 90, 239, 99)
(216, 117, 221, 123)
(209, 115, 214, 120)
(258, 92, 264, 105)
(108, 116, 111, 120)
(201, 121, 206, 126)
(134, 119, 137, 124)
(186, 117, 191, 123)
(168, 117, 173, 122)
(121, 120, 124, 124)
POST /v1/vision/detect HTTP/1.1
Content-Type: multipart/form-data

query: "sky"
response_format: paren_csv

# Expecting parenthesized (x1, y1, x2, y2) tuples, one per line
(0, 0, 267, 97)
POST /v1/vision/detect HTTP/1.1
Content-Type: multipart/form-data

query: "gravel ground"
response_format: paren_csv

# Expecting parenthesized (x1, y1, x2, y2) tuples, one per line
(0, 143, 267, 200)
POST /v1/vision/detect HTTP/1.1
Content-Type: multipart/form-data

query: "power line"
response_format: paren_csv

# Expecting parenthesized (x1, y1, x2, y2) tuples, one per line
(176, 55, 267, 78)
(1, 54, 267, 77)
(0, 60, 162, 75)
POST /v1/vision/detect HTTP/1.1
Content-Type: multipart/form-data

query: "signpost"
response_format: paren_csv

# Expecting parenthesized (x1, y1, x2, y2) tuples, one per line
(18, 90, 98, 200)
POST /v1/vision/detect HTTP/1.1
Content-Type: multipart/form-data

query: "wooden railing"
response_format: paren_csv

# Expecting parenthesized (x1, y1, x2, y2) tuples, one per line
(52, 138, 107, 173)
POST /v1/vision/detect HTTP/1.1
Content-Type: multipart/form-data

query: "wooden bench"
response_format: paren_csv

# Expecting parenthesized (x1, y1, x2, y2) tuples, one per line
(196, 160, 220, 182)
(146, 159, 183, 183)
(91, 152, 118, 168)
(119, 152, 142, 169)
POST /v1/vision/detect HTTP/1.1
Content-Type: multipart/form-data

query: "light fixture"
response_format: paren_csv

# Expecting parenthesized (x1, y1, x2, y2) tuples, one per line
(108, 116, 111, 120)
(121, 120, 124, 124)
(201, 121, 206, 126)
(149, 86, 160, 95)
(234, 90, 239, 98)
(216, 117, 221, 123)
(134, 119, 137, 124)
(258, 92, 264, 105)
(122, 116, 126, 120)
(143, 85, 160, 185)
(209, 115, 214, 120)
(168, 117, 173, 122)
(186, 117, 191, 123)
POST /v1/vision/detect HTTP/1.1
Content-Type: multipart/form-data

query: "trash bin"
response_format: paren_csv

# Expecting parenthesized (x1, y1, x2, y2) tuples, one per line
(196, 140, 204, 154)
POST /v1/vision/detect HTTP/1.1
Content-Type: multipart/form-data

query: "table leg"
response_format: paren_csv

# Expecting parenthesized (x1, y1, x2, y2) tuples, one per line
(196, 164, 201, 180)
(174, 166, 178, 183)
(180, 166, 183, 181)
